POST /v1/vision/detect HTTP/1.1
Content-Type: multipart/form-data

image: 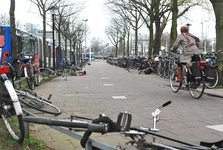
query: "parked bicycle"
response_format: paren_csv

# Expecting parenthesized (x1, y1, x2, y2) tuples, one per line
(38, 67, 57, 78)
(202, 50, 223, 89)
(170, 54, 206, 99)
(3, 52, 37, 90)
(56, 56, 77, 76)
(0, 65, 25, 143)
(23, 101, 223, 149)
(16, 87, 61, 115)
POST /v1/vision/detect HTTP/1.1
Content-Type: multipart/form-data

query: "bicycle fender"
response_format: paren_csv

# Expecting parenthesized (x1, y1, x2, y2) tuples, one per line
(24, 67, 28, 78)
(4, 80, 23, 115)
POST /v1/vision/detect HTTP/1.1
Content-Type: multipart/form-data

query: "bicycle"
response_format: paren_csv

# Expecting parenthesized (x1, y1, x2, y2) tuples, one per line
(4, 52, 37, 90)
(16, 88, 61, 115)
(202, 50, 223, 89)
(26, 52, 41, 87)
(56, 58, 77, 76)
(38, 67, 57, 78)
(23, 101, 223, 149)
(169, 55, 206, 99)
(0, 65, 25, 143)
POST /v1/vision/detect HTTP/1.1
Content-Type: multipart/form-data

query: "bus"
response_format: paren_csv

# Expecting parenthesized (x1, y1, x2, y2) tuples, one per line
(86, 52, 95, 60)
(0, 25, 67, 68)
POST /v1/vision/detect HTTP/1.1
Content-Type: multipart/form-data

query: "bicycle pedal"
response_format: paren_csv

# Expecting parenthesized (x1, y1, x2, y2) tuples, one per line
(116, 111, 132, 132)
(47, 94, 52, 100)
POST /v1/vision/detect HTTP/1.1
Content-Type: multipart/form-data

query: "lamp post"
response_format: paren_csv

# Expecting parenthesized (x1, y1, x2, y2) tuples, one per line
(51, 6, 58, 71)
(82, 19, 88, 61)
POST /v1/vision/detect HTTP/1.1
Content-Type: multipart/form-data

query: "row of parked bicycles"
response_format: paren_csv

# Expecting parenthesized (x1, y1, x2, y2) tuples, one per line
(107, 55, 159, 75)
(0, 52, 88, 144)
(107, 50, 223, 99)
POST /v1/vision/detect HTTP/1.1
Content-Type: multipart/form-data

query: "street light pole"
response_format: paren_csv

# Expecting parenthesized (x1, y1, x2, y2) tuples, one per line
(51, 6, 58, 71)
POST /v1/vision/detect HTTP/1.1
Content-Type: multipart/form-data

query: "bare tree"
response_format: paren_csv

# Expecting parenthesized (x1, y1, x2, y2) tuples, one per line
(54, 0, 85, 64)
(90, 37, 103, 54)
(0, 12, 25, 29)
(105, 19, 122, 57)
(104, 0, 144, 56)
(29, 0, 61, 67)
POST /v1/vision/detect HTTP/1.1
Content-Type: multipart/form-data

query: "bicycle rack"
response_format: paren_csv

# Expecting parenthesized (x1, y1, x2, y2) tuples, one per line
(22, 109, 118, 150)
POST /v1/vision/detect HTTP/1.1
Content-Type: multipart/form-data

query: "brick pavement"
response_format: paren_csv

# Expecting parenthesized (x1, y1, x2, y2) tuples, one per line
(23, 60, 223, 150)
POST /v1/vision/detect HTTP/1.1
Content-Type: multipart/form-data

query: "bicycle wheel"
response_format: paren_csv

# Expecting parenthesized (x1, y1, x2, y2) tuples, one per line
(189, 77, 205, 99)
(157, 63, 164, 77)
(127, 62, 138, 73)
(205, 69, 218, 89)
(38, 67, 57, 77)
(33, 71, 40, 86)
(169, 67, 181, 93)
(33, 65, 41, 86)
(19, 95, 61, 115)
(68, 68, 77, 76)
(0, 96, 25, 143)
(26, 65, 35, 90)
(164, 63, 170, 79)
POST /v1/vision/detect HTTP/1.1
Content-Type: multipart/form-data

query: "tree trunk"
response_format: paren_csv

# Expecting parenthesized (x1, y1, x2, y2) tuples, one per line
(170, 0, 178, 50)
(70, 39, 72, 62)
(58, 28, 61, 64)
(149, 21, 154, 58)
(10, 0, 18, 70)
(65, 37, 67, 60)
(135, 23, 138, 56)
(210, 0, 223, 86)
(127, 32, 130, 56)
(154, 19, 162, 55)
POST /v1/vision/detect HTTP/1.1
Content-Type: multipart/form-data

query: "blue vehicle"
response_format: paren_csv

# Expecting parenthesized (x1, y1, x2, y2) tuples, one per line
(86, 52, 95, 60)
(0, 25, 42, 67)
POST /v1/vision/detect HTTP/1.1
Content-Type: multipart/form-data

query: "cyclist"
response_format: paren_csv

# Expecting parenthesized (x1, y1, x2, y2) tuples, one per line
(171, 26, 200, 82)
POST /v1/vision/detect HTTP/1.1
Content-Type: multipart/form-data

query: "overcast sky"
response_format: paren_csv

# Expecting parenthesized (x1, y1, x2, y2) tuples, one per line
(1, 0, 216, 47)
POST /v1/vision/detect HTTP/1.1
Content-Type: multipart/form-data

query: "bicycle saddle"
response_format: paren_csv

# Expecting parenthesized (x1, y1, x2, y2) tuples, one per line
(22, 58, 30, 63)
(200, 139, 223, 148)
(76, 66, 82, 70)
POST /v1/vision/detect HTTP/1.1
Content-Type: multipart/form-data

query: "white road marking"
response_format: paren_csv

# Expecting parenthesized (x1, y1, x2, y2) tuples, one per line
(112, 96, 126, 99)
(206, 124, 223, 132)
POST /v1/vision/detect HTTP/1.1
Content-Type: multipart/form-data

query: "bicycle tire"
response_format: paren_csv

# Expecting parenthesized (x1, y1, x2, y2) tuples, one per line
(127, 62, 138, 73)
(34, 71, 40, 86)
(189, 76, 205, 99)
(19, 95, 61, 115)
(33, 65, 41, 86)
(164, 63, 170, 79)
(26, 65, 35, 90)
(38, 67, 57, 77)
(68, 68, 77, 76)
(1, 114, 25, 143)
(157, 63, 164, 77)
(169, 67, 181, 93)
(0, 94, 25, 143)
(205, 69, 218, 89)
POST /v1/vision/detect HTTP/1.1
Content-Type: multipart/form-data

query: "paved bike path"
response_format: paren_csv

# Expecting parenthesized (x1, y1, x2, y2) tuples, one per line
(23, 60, 223, 150)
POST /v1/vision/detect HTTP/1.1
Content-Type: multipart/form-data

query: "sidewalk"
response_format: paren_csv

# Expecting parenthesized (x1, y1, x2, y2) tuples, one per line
(23, 59, 223, 150)
(204, 88, 223, 98)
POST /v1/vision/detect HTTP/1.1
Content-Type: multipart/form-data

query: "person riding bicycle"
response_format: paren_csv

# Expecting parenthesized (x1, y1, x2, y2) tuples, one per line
(171, 26, 200, 82)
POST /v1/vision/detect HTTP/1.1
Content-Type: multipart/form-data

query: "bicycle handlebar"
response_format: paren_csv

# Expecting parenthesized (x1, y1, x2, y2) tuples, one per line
(158, 100, 172, 110)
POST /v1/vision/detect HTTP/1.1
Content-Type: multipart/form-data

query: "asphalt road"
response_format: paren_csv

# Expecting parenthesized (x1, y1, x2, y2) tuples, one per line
(28, 60, 223, 149)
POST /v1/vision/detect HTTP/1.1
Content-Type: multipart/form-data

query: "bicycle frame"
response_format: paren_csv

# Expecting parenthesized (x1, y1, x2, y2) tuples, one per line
(0, 66, 23, 115)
